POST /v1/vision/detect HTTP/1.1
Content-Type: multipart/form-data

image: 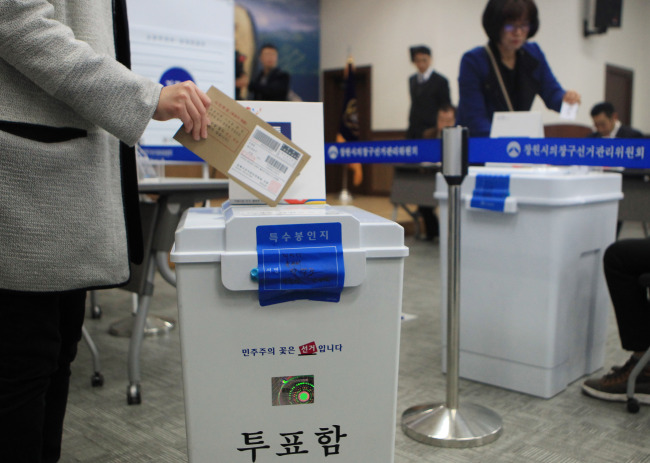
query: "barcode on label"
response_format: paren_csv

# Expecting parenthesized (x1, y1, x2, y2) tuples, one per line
(253, 129, 281, 152)
(280, 143, 301, 161)
(265, 155, 288, 173)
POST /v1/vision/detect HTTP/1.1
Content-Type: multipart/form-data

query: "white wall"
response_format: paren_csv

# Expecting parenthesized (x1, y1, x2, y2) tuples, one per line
(321, 0, 650, 133)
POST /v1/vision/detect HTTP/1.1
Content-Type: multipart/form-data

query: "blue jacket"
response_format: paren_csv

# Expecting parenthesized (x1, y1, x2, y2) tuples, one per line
(457, 42, 565, 137)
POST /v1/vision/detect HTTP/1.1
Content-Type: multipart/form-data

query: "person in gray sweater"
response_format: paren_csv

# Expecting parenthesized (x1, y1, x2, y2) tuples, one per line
(0, 1, 211, 461)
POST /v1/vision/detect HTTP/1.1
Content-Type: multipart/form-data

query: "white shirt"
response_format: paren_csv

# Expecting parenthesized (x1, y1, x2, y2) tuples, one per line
(607, 120, 622, 138)
(418, 66, 435, 84)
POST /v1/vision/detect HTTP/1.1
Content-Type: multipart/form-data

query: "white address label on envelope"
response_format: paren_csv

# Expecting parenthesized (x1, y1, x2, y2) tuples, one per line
(228, 125, 303, 201)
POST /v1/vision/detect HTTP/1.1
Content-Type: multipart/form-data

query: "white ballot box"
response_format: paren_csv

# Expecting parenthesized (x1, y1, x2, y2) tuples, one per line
(171, 203, 408, 462)
(435, 166, 622, 398)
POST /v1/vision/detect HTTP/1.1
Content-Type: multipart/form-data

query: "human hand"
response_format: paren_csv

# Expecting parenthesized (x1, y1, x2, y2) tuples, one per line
(153, 81, 211, 141)
(563, 90, 581, 105)
(236, 74, 249, 89)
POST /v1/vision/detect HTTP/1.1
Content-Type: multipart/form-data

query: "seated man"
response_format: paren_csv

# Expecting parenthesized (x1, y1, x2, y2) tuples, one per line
(247, 43, 290, 101)
(422, 103, 456, 139)
(582, 238, 650, 403)
(589, 102, 644, 138)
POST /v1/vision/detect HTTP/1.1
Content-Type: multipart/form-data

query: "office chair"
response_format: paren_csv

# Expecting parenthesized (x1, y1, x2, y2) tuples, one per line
(82, 292, 104, 388)
(82, 324, 104, 387)
(626, 272, 650, 413)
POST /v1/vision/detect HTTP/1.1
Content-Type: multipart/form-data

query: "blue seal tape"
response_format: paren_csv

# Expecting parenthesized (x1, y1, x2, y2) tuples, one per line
(255, 222, 345, 306)
(470, 174, 511, 212)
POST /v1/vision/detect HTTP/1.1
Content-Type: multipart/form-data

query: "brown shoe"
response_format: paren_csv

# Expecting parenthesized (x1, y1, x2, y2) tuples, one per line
(582, 355, 650, 404)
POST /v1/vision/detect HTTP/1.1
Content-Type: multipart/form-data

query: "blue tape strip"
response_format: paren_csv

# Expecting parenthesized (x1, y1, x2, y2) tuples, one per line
(256, 223, 345, 307)
(470, 174, 511, 212)
(325, 138, 650, 169)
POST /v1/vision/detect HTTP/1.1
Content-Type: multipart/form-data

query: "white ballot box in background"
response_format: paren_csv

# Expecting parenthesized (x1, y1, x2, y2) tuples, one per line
(230, 101, 326, 205)
(490, 111, 544, 138)
(171, 203, 408, 462)
(435, 166, 622, 398)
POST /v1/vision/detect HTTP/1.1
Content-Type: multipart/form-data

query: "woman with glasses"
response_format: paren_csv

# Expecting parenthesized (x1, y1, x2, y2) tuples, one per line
(457, 0, 580, 137)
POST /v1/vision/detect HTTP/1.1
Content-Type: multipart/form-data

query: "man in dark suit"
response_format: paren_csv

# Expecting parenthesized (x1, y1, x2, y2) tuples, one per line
(248, 43, 290, 101)
(407, 45, 451, 140)
(589, 102, 644, 138)
(407, 46, 451, 240)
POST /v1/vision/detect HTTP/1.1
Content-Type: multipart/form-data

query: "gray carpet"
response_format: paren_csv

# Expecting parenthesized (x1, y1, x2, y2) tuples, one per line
(64, 222, 650, 462)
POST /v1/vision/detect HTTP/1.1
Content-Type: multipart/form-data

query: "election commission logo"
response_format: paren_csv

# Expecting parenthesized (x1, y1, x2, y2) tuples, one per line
(507, 141, 521, 159)
(159, 67, 194, 87)
(328, 145, 339, 161)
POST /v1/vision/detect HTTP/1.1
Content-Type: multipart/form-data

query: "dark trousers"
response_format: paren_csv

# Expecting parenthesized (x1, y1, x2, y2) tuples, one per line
(0, 289, 86, 463)
(418, 206, 439, 239)
(603, 238, 650, 352)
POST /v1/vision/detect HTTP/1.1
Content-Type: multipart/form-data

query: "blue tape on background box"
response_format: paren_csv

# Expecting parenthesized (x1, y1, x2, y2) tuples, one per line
(470, 174, 511, 212)
(256, 222, 345, 306)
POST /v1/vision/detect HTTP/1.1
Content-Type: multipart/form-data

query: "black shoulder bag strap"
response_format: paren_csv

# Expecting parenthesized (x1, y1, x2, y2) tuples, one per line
(485, 44, 514, 112)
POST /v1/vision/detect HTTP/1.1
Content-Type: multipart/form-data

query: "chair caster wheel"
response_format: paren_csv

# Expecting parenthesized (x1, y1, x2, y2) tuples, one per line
(127, 384, 142, 405)
(91, 372, 104, 388)
(627, 398, 640, 413)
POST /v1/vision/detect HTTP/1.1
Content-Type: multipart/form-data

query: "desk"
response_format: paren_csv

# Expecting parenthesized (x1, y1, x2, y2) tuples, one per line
(120, 177, 229, 404)
(389, 164, 440, 237)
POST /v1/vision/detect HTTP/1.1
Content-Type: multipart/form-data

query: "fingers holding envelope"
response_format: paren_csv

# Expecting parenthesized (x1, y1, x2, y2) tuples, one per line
(153, 81, 212, 140)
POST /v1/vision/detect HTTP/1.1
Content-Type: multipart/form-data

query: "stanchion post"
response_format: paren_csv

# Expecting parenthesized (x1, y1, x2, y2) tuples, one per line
(338, 165, 353, 204)
(401, 126, 503, 448)
(446, 181, 461, 411)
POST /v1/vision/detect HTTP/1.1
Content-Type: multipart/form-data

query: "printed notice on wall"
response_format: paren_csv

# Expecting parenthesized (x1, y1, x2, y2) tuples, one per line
(126, 0, 234, 162)
(229, 126, 303, 202)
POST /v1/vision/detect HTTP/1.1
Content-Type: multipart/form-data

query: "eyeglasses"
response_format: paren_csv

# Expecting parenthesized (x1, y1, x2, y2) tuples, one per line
(503, 23, 530, 34)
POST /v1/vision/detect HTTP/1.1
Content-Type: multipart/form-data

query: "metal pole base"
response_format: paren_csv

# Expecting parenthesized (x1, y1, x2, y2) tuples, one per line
(109, 315, 176, 337)
(338, 188, 353, 205)
(402, 402, 502, 448)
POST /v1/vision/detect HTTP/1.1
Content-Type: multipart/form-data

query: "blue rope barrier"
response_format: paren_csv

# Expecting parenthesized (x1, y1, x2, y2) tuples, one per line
(325, 138, 650, 169)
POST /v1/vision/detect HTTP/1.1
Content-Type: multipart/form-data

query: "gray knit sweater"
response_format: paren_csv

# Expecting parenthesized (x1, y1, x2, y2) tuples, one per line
(0, 0, 162, 291)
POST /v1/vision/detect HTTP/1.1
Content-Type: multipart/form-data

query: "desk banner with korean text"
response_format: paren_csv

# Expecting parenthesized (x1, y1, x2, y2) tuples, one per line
(325, 138, 650, 169)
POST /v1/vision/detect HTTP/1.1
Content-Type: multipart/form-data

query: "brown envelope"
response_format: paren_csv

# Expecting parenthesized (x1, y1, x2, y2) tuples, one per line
(174, 86, 311, 206)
